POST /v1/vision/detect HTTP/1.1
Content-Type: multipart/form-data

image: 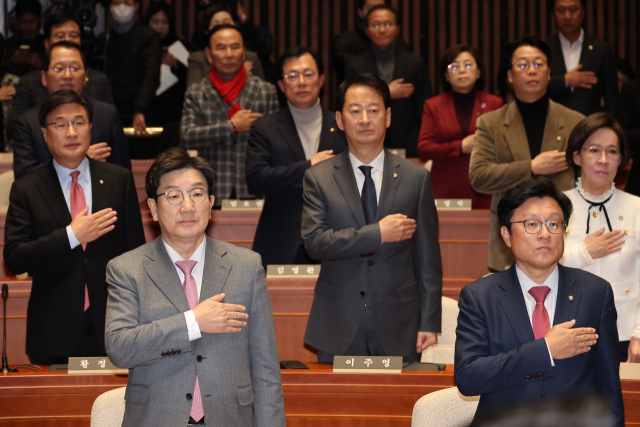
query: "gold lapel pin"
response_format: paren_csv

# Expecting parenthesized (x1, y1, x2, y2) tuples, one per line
(330, 127, 335, 132)
(556, 136, 562, 141)
(619, 216, 624, 220)
(393, 173, 398, 179)
(589, 45, 593, 50)
(99, 180, 104, 184)
(569, 296, 574, 301)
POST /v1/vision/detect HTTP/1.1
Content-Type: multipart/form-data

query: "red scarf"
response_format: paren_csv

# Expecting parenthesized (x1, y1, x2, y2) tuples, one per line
(209, 65, 247, 119)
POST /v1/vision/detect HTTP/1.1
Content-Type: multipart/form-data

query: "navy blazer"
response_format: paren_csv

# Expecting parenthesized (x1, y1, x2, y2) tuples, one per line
(455, 264, 624, 426)
(246, 106, 347, 268)
(12, 99, 131, 180)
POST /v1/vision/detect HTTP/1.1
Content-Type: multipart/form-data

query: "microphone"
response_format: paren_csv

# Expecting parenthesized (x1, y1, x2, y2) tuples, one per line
(2, 284, 13, 373)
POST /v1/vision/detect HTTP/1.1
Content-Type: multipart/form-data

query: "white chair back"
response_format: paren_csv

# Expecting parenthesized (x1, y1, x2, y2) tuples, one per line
(421, 296, 459, 364)
(90, 386, 126, 427)
(412, 386, 479, 427)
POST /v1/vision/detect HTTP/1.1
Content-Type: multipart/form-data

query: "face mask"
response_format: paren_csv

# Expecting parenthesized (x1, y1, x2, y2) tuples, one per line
(111, 4, 136, 24)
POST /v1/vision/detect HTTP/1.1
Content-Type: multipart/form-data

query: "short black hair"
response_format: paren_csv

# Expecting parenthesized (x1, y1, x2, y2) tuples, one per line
(143, 1, 177, 41)
(548, 0, 586, 11)
(337, 73, 391, 111)
(364, 4, 400, 27)
(146, 148, 217, 200)
(44, 12, 79, 40)
(277, 47, 324, 80)
(15, 0, 42, 18)
(507, 35, 552, 66)
(497, 177, 573, 231)
(41, 41, 86, 72)
(207, 23, 243, 48)
(439, 44, 486, 92)
(566, 113, 630, 173)
(39, 89, 94, 128)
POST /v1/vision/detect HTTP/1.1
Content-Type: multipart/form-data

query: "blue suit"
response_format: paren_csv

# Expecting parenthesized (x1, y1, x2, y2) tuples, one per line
(455, 264, 624, 426)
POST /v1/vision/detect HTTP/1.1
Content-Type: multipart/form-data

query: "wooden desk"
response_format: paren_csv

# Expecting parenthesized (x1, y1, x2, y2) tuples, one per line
(2, 364, 640, 426)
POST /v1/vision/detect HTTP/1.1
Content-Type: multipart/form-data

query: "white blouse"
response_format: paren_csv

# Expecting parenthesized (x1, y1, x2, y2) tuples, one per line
(562, 181, 640, 341)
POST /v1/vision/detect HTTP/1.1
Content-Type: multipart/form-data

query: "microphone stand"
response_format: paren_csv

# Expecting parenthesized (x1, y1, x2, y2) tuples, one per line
(2, 284, 17, 373)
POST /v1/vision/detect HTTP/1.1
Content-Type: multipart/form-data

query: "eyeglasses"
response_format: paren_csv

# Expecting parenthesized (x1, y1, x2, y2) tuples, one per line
(156, 188, 208, 206)
(46, 119, 90, 132)
(369, 21, 395, 31)
(509, 219, 567, 234)
(283, 70, 318, 81)
(512, 59, 547, 71)
(448, 61, 475, 73)
(49, 65, 84, 74)
(582, 146, 620, 159)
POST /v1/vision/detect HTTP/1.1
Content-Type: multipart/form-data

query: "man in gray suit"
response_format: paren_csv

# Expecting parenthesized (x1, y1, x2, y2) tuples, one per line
(105, 148, 285, 427)
(301, 74, 442, 363)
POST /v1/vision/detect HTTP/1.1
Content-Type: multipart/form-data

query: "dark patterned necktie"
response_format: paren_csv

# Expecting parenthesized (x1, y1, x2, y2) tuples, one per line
(359, 166, 377, 224)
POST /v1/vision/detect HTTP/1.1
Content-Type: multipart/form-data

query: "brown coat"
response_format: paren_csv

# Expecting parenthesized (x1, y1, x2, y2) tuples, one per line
(469, 99, 584, 271)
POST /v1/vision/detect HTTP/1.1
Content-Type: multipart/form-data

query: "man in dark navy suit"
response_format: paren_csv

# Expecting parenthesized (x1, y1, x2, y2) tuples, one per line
(455, 177, 623, 426)
(12, 41, 129, 180)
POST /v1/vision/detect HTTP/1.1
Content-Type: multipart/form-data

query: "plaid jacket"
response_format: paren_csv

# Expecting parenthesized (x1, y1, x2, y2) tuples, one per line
(180, 75, 279, 203)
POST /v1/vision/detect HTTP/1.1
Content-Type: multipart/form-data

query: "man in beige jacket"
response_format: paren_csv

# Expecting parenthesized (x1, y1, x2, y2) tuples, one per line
(470, 35, 584, 271)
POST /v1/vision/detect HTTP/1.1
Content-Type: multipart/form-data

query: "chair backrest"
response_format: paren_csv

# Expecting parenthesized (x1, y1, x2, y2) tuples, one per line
(0, 170, 14, 213)
(91, 386, 126, 427)
(421, 296, 459, 364)
(412, 386, 479, 427)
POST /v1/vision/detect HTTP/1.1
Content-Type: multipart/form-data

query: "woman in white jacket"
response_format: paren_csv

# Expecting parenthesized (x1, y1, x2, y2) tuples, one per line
(561, 112, 638, 362)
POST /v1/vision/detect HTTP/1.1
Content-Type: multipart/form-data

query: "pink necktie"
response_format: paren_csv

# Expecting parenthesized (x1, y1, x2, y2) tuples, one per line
(70, 171, 90, 311)
(529, 286, 551, 340)
(175, 260, 204, 422)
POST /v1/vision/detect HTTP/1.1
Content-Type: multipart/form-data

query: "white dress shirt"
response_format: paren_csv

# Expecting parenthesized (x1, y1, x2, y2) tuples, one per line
(559, 28, 584, 92)
(53, 157, 93, 249)
(349, 149, 385, 204)
(163, 236, 206, 341)
(515, 264, 558, 365)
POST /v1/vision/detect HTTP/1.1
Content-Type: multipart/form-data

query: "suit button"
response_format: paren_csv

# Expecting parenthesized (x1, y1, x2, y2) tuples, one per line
(197, 355, 203, 362)
(360, 254, 366, 257)
(525, 376, 530, 381)
(161, 352, 166, 357)
(368, 260, 374, 266)
(177, 350, 181, 354)
(171, 350, 176, 355)
(360, 291, 365, 297)
(186, 393, 192, 400)
(538, 373, 543, 378)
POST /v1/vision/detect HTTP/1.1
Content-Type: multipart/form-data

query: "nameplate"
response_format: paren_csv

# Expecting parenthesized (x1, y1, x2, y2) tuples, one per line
(123, 127, 164, 137)
(68, 357, 128, 375)
(434, 198, 472, 210)
(620, 363, 640, 380)
(388, 148, 406, 158)
(266, 264, 320, 278)
(221, 199, 264, 210)
(333, 355, 402, 373)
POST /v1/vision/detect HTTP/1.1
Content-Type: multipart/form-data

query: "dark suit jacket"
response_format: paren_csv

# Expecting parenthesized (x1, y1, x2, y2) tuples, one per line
(455, 264, 624, 426)
(547, 32, 618, 116)
(6, 68, 114, 139)
(12, 99, 131, 180)
(301, 150, 442, 357)
(246, 106, 347, 268)
(345, 47, 432, 158)
(417, 90, 503, 208)
(4, 159, 145, 357)
(617, 78, 640, 197)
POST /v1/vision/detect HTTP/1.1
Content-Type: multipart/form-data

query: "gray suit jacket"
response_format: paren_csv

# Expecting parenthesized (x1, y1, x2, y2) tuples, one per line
(469, 99, 584, 271)
(301, 150, 442, 357)
(105, 237, 285, 427)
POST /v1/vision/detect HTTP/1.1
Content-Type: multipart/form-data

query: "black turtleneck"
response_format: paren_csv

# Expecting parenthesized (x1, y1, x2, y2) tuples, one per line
(451, 88, 477, 138)
(515, 93, 549, 159)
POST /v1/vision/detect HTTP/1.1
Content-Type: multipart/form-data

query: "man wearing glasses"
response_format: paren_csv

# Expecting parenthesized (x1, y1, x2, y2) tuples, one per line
(7, 11, 114, 138)
(470, 36, 584, 272)
(4, 89, 145, 365)
(455, 177, 624, 426)
(246, 47, 346, 268)
(344, 4, 432, 158)
(105, 148, 285, 427)
(12, 41, 130, 179)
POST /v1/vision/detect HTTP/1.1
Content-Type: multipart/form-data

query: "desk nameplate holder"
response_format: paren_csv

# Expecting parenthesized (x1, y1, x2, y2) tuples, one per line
(333, 355, 402, 374)
(266, 264, 320, 278)
(435, 198, 472, 211)
(68, 357, 128, 375)
(221, 199, 264, 210)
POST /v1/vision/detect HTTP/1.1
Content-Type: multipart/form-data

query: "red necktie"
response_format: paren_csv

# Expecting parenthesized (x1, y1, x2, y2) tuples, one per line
(529, 286, 551, 340)
(70, 171, 89, 311)
(175, 260, 204, 422)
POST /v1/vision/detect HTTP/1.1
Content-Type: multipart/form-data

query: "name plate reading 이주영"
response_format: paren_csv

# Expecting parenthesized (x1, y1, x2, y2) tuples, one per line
(266, 264, 321, 278)
(221, 199, 264, 210)
(68, 357, 128, 375)
(434, 198, 472, 211)
(333, 355, 403, 374)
